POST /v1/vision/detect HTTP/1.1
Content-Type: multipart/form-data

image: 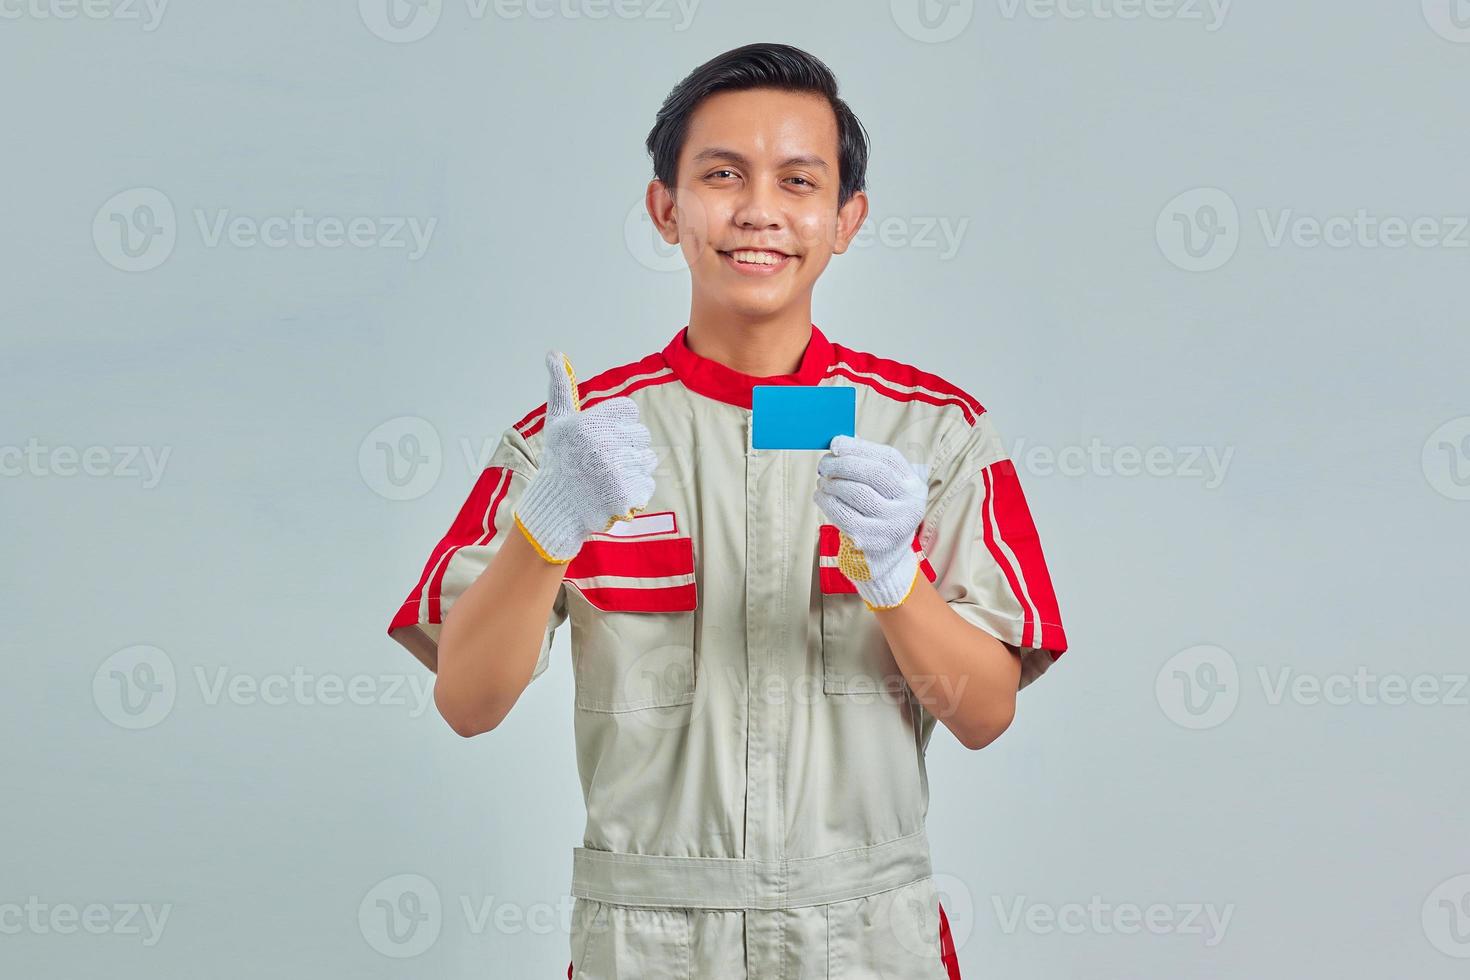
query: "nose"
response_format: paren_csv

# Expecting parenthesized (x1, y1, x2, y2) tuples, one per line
(731, 177, 783, 232)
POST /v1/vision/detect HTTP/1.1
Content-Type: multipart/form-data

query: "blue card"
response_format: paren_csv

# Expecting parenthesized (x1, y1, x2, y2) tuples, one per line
(751, 385, 855, 450)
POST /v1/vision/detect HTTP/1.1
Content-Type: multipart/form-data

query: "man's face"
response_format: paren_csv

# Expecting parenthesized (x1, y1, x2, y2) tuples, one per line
(650, 87, 867, 320)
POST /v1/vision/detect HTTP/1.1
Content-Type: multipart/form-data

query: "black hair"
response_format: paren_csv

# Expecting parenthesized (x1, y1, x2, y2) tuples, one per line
(644, 42, 870, 209)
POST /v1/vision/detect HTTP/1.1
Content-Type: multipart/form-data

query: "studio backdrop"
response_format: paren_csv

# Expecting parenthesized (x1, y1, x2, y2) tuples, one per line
(3, 3, 1466, 978)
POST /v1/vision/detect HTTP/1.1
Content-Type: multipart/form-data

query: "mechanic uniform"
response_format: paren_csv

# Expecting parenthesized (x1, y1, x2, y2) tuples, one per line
(388, 323, 1069, 979)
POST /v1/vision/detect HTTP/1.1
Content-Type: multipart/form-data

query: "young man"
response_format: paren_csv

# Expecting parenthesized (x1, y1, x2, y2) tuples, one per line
(388, 43, 1068, 980)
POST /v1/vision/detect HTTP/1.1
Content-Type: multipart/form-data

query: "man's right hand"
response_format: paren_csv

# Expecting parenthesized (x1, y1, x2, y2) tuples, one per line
(512, 349, 658, 563)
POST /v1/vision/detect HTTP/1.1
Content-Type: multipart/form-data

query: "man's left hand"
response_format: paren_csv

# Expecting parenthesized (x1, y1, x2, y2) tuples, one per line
(812, 434, 930, 610)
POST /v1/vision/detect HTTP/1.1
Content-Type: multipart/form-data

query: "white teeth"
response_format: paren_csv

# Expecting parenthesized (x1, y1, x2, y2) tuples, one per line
(729, 249, 786, 266)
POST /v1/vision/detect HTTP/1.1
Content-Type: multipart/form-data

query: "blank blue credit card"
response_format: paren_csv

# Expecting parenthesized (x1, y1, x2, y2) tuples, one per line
(752, 385, 855, 450)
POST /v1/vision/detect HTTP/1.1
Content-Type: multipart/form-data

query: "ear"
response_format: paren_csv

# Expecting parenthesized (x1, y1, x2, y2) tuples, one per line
(645, 179, 680, 245)
(831, 190, 869, 256)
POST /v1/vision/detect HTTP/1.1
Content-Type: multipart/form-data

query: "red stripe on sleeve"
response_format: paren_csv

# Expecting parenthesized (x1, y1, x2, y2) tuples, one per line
(387, 467, 511, 634)
(983, 460, 1067, 654)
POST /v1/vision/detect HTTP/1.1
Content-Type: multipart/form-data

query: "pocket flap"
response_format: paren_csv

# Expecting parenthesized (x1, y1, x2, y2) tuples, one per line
(565, 535, 697, 613)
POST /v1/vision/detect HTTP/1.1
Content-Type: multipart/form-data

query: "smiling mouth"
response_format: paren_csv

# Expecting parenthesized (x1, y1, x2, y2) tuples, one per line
(719, 248, 793, 266)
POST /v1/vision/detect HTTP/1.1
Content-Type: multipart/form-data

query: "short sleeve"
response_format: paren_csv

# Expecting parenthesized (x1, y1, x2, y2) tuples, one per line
(386, 424, 567, 675)
(921, 415, 1068, 690)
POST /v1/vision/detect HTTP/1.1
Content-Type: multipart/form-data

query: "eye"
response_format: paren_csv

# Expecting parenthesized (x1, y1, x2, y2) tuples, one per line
(707, 169, 738, 180)
(786, 176, 815, 188)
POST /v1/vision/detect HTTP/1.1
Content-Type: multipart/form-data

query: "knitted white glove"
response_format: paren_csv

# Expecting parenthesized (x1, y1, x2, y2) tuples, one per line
(513, 350, 659, 564)
(812, 434, 930, 610)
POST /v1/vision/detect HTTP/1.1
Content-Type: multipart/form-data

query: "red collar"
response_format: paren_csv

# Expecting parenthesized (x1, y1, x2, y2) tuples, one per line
(660, 323, 835, 410)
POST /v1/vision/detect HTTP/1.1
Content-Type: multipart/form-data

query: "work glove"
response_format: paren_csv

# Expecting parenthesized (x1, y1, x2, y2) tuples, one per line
(812, 434, 931, 611)
(513, 350, 659, 564)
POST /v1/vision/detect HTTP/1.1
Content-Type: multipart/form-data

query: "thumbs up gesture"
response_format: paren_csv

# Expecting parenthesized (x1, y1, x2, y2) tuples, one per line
(512, 350, 659, 563)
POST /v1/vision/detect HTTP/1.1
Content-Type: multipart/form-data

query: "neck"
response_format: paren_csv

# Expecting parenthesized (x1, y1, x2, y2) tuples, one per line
(685, 302, 815, 378)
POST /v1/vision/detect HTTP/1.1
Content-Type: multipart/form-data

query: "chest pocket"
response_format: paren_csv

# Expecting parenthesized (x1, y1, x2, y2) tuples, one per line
(817, 523, 937, 696)
(564, 516, 698, 713)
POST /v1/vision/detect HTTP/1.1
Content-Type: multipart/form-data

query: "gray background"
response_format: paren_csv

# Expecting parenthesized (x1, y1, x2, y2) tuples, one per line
(4, 1, 1467, 977)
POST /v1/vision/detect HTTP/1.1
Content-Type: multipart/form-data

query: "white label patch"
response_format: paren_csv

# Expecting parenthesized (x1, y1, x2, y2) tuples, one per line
(591, 510, 677, 539)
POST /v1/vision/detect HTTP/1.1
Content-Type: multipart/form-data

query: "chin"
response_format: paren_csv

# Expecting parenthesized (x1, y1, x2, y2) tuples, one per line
(716, 289, 794, 319)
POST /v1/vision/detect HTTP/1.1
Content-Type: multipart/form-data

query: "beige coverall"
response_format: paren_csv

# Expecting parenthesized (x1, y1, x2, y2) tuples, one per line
(388, 323, 1069, 979)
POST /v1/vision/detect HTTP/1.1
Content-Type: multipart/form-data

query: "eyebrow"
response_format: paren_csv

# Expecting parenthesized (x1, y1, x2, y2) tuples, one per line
(689, 147, 831, 172)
